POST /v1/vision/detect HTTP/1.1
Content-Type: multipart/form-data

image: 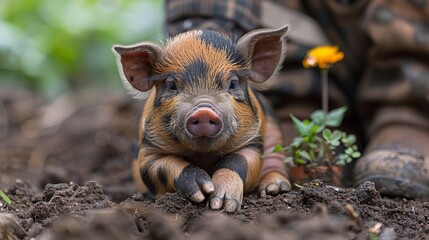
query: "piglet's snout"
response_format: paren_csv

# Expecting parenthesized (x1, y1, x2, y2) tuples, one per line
(186, 107, 222, 137)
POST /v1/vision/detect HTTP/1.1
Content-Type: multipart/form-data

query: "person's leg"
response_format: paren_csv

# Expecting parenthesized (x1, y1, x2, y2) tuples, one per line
(354, 0, 429, 198)
(354, 111, 429, 198)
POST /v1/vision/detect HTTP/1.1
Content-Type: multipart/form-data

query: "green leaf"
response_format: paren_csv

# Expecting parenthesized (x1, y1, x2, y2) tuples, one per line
(314, 136, 323, 143)
(291, 137, 304, 148)
(329, 140, 340, 147)
(299, 151, 312, 161)
(294, 150, 301, 158)
(336, 154, 349, 166)
(346, 156, 353, 163)
(332, 130, 342, 141)
(295, 159, 306, 165)
(310, 125, 320, 135)
(272, 144, 283, 153)
(351, 151, 361, 158)
(339, 154, 348, 161)
(322, 129, 332, 141)
(316, 125, 326, 133)
(308, 143, 318, 149)
(345, 147, 354, 155)
(311, 110, 326, 126)
(290, 114, 308, 137)
(0, 190, 12, 205)
(342, 134, 356, 145)
(325, 107, 347, 127)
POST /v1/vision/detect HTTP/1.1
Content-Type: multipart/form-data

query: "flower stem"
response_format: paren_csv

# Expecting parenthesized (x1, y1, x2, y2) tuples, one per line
(322, 68, 329, 113)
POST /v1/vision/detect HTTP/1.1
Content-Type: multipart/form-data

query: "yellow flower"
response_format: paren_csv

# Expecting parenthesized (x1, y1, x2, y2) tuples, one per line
(302, 46, 344, 69)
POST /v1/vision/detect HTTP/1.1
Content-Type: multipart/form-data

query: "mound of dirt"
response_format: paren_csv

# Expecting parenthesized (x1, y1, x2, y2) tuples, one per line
(1, 180, 428, 240)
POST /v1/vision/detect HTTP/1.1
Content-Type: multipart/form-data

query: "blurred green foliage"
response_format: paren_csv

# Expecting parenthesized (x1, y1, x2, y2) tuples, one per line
(0, 0, 164, 97)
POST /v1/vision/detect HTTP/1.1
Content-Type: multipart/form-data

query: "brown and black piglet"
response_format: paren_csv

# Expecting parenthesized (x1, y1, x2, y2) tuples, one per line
(113, 25, 291, 212)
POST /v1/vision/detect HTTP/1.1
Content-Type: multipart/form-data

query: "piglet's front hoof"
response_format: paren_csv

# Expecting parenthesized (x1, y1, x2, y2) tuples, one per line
(210, 170, 244, 212)
(209, 194, 242, 213)
(259, 172, 291, 197)
(175, 165, 215, 203)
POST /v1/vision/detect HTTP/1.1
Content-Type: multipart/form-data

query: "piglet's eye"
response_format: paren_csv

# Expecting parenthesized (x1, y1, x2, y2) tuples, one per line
(166, 77, 178, 92)
(228, 76, 240, 91)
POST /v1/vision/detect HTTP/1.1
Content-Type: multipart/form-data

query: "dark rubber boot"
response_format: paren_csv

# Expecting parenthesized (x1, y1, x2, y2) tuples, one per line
(354, 124, 429, 199)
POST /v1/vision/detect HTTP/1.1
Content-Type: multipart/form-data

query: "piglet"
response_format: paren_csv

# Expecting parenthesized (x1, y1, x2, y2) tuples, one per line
(113, 25, 291, 212)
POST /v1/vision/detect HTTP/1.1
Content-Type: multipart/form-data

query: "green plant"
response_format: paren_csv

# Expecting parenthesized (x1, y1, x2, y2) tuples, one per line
(274, 106, 361, 166)
(0, 189, 12, 205)
(273, 45, 360, 168)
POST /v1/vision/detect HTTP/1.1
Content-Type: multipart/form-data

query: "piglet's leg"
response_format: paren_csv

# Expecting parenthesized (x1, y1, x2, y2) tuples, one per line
(259, 115, 291, 197)
(137, 153, 215, 203)
(210, 147, 262, 212)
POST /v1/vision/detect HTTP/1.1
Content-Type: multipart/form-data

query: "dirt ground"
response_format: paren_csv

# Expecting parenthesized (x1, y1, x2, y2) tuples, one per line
(0, 88, 428, 240)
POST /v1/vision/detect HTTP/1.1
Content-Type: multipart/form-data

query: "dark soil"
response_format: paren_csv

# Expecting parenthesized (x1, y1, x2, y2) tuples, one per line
(1, 88, 428, 240)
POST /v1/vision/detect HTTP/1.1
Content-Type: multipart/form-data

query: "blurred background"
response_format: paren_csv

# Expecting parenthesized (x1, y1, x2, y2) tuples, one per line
(1, 0, 164, 98)
(0, 0, 165, 201)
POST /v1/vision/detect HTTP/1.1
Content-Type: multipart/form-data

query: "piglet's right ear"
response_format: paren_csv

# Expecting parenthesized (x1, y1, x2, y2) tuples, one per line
(113, 43, 163, 92)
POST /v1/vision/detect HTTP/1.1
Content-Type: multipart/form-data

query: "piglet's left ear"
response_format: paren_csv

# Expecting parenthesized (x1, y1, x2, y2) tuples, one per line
(237, 25, 289, 83)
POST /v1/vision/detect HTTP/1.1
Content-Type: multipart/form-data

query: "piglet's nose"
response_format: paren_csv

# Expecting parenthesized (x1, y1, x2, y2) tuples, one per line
(186, 108, 222, 137)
